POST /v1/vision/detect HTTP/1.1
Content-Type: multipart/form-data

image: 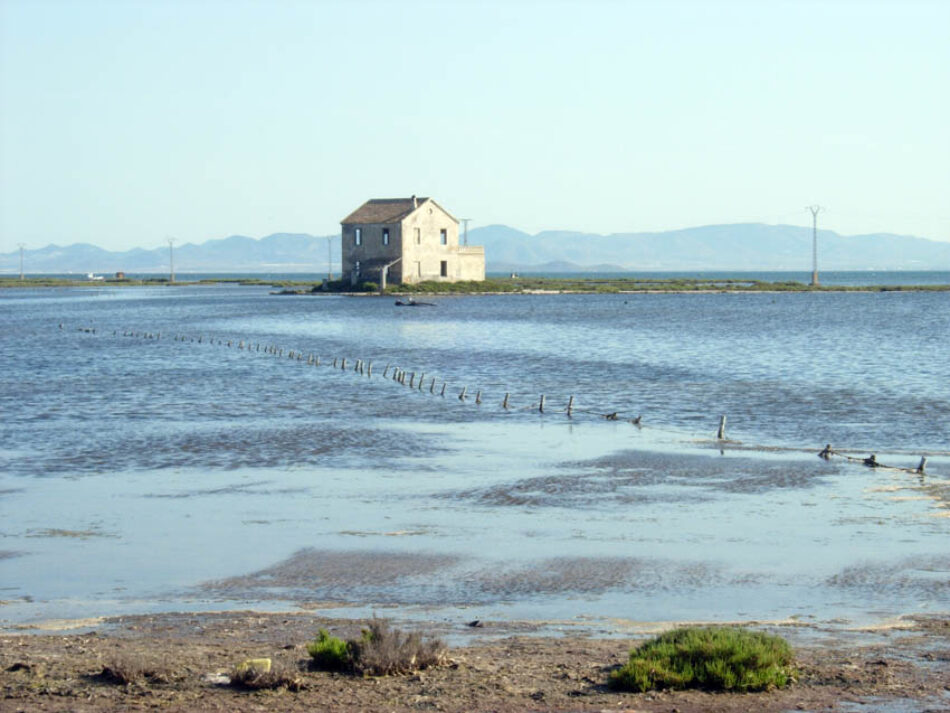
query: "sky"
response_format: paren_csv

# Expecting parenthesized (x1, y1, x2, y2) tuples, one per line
(1, 0, 948, 251)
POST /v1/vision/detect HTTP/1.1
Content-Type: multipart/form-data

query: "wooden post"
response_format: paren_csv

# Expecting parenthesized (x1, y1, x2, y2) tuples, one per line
(567, 395, 574, 417)
(717, 414, 727, 440)
(440, 382, 446, 397)
(917, 456, 927, 474)
(341, 358, 347, 370)
(418, 373, 425, 390)
(333, 357, 337, 368)
(430, 377, 435, 394)
(315, 356, 320, 366)
(475, 390, 482, 404)
(459, 386, 467, 401)
(367, 362, 373, 376)
(502, 393, 509, 409)
(383, 365, 390, 378)
(539, 394, 545, 413)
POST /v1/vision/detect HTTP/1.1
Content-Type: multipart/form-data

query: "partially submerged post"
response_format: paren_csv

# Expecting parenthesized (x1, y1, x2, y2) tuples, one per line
(916, 456, 927, 474)
(567, 395, 574, 417)
(717, 415, 727, 440)
(539, 394, 545, 413)
(502, 393, 510, 409)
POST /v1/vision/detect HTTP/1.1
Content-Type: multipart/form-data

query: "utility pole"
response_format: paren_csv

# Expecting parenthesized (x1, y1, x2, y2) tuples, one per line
(17, 243, 25, 280)
(807, 205, 822, 286)
(167, 237, 176, 283)
(461, 218, 472, 247)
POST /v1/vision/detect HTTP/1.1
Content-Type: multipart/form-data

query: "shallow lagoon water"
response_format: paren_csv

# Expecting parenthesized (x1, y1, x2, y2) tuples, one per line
(0, 284, 948, 632)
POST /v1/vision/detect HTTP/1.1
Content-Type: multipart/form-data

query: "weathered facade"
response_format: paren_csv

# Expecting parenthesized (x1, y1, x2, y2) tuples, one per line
(340, 197, 485, 286)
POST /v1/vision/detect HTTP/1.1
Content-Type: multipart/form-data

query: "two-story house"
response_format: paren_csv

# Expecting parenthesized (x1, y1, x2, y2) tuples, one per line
(340, 196, 485, 287)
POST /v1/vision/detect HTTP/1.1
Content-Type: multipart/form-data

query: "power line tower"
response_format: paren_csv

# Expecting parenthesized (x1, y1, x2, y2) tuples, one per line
(167, 237, 176, 283)
(807, 205, 822, 286)
(461, 218, 472, 247)
(17, 243, 25, 280)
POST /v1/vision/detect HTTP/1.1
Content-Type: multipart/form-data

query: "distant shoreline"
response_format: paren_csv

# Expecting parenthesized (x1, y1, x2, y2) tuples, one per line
(2, 275, 949, 294)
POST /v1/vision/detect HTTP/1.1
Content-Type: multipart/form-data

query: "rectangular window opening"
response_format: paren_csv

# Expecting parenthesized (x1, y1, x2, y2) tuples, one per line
(415, 227, 421, 244)
(440, 260, 447, 277)
(440, 228, 447, 245)
(354, 227, 362, 246)
(382, 228, 390, 246)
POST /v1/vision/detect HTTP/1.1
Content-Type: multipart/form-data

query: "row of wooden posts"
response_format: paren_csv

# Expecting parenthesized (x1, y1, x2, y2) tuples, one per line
(94, 326, 936, 477)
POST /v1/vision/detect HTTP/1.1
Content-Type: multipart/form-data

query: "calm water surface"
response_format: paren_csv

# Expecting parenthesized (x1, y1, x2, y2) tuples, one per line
(0, 285, 947, 631)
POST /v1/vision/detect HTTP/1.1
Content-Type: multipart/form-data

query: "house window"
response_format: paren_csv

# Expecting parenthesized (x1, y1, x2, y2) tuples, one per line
(382, 228, 389, 246)
(440, 229, 447, 245)
(415, 261, 422, 277)
(354, 227, 362, 246)
(414, 227, 421, 244)
(440, 260, 447, 277)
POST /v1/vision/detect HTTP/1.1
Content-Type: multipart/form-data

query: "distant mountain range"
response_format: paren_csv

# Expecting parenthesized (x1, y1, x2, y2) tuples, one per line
(2, 224, 948, 274)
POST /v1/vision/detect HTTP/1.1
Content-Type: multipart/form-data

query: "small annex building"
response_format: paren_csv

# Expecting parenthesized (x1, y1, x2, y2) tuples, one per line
(340, 196, 485, 287)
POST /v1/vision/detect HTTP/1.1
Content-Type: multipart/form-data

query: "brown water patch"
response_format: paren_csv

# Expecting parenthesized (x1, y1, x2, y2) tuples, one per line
(15, 423, 443, 476)
(144, 480, 309, 499)
(25, 528, 117, 539)
(200, 548, 461, 603)
(472, 557, 723, 596)
(448, 450, 834, 509)
(449, 470, 708, 508)
(827, 555, 950, 598)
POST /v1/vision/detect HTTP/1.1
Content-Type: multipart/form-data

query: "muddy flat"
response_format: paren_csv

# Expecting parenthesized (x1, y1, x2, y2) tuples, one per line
(2, 611, 949, 712)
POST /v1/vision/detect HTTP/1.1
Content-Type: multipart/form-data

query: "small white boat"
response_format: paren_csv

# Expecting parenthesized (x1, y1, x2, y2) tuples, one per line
(86, 273, 105, 281)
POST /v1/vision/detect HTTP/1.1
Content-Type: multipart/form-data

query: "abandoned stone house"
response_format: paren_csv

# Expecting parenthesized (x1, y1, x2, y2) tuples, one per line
(340, 197, 485, 287)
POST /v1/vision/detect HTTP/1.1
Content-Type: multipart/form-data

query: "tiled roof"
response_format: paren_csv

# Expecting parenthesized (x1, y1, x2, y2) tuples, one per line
(341, 197, 430, 225)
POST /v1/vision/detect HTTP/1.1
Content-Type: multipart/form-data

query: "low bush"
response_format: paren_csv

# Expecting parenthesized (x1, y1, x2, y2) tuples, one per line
(608, 626, 795, 693)
(306, 629, 350, 672)
(306, 619, 446, 676)
(349, 619, 446, 676)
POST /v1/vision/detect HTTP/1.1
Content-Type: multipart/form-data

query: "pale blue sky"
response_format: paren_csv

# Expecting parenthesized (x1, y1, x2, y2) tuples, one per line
(1, 0, 948, 250)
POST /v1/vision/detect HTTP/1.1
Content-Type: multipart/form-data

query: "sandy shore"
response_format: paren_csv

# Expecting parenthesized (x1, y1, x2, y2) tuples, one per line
(2, 610, 948, 712)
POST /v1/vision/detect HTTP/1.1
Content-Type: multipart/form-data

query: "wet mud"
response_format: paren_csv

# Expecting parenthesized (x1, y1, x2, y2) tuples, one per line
(4, 423, 442, 477)
(827, 554, 950, 599)
(200, 548, 462, 603)
(448, 450, 837, 509)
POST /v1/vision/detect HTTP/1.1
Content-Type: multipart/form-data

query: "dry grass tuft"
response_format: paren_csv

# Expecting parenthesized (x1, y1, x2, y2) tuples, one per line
(348, 619, 446, 676)
(98, 654, 176, 685)
(229, 661, 306, 691)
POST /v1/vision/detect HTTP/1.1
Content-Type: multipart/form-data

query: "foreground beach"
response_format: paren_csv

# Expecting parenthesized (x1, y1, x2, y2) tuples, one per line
(2, 285, 948, 711)
(3, 611, 949, 712)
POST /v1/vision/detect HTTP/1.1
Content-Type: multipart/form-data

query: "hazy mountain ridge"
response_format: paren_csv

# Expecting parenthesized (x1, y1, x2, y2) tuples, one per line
(2, 225, 948, 273)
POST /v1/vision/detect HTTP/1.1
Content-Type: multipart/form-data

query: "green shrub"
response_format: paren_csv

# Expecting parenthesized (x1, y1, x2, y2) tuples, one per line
(307, 629, 351, 672)
(608, 626, 795, 693)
